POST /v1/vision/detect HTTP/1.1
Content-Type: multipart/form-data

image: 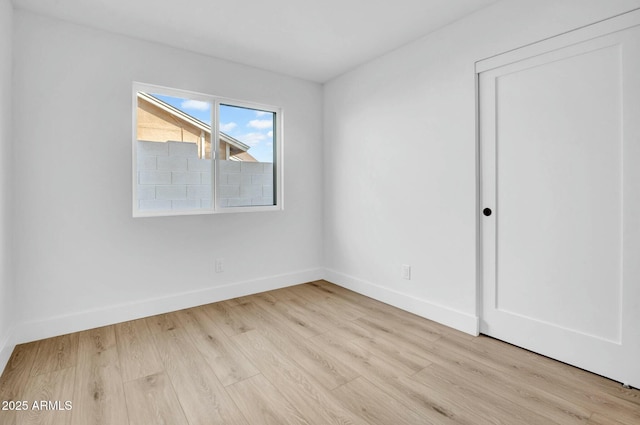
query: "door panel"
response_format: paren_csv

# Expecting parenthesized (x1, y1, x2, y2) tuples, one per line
(479, 13, 640, 387)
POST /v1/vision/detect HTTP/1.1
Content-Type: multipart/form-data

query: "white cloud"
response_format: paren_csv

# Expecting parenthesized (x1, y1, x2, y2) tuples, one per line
(267, 130, 273, 138)
(237, 132, 266, 147)
(255, 111, 269, 117)
(220, 122, 237, 132)
(180, 99, 211, 111)
(248, 119, 273, 130)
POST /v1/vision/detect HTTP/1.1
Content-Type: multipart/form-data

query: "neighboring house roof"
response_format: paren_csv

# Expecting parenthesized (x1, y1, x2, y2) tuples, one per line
(137, 92, 252, 153)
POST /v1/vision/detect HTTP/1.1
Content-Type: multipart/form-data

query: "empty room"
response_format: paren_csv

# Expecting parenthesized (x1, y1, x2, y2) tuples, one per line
(1, 0, 639, 424)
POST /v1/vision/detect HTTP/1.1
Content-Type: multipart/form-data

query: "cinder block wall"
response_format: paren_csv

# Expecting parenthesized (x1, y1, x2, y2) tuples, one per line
(218, 160, 274, 207)
(136, 140, 273, 210)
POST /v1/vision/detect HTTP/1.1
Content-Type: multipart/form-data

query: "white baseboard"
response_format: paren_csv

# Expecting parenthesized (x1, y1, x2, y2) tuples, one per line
(324, 269, 479, 336)
(0, 327, 15, 376)
(14, 268, 324, 345)
(7, 267, 477, 351)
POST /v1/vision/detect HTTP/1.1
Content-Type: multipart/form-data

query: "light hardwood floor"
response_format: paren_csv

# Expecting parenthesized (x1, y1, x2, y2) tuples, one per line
(1, 280, 638, 424)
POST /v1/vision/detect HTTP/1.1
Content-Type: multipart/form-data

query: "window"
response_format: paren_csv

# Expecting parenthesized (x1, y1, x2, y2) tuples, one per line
(132, 83, 282, 217)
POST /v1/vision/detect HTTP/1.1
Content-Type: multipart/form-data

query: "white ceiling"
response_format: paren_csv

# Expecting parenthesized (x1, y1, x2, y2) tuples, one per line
(12, 0, 499, 82)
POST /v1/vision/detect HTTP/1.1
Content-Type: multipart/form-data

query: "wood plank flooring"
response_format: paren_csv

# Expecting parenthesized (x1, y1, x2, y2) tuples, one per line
(1, 280, 638, 424)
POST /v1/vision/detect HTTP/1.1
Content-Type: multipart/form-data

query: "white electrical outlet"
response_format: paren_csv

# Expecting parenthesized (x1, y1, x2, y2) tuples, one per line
(401, 264, 411, 280)
(215, 258, 224, 273)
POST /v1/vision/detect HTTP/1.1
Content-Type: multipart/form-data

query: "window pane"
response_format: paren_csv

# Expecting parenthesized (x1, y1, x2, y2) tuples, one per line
(218, 104, 276, 207)
(135, 92, 212, 212)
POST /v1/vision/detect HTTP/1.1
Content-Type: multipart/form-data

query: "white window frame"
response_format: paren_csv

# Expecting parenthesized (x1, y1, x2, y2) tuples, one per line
(132, 82, 283, 217)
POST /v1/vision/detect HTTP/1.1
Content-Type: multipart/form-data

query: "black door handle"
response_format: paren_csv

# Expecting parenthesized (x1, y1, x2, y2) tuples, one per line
(483, 208, 492, 217)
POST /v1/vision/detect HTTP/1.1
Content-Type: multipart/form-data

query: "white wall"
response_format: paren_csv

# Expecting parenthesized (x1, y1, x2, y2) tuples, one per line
(323, 0, 640, 334)
(0, 0, 14, 370)
(11, 10, 324, 342)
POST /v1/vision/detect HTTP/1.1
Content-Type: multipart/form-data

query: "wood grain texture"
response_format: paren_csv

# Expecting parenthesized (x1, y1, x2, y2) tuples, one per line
(0, 280, 638, 425)
(589, 412, 630, 425)
(0, 342, 39, 425)
(171, 308, 259, 387)
(152, 327, 249, 425)
(202, 302, 255, 337)
(0, 343, 39, 397)
(20, 367, 76, 425)
(29, 334, 78, 377)
(232, 330, 368, 425)
(226, 374, 310, 425)
(143, 313, 180, 334)
(269, 288, 366, 334)
(71, 326, 128, 425)
(114, 319, 163, 382)
(123, 372, 188, 425)
(425, 336, 593, 424)
(308, 332, 465, 424)
(332, 376, 428, 425)
(251, 293, 329, 339)
(236, 300, 360, 390)
(415, 363, 551, 425)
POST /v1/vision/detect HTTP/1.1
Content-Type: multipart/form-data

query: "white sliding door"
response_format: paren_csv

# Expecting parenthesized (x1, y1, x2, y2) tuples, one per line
(478, 10, 640, 387)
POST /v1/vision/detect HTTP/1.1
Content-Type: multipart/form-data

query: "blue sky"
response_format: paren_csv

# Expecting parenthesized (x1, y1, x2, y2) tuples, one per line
(153, 93, 274, 163)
